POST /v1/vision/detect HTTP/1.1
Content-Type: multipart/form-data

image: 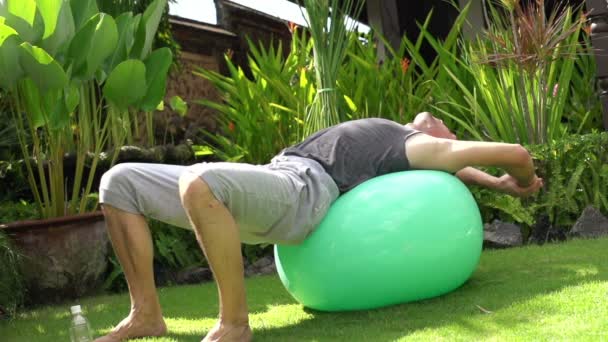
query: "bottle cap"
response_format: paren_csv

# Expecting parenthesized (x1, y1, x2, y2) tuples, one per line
(70, 305, 82, 315)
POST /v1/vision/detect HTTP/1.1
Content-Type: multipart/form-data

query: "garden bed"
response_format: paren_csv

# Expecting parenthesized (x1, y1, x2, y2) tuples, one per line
(2, 237, 606, 341)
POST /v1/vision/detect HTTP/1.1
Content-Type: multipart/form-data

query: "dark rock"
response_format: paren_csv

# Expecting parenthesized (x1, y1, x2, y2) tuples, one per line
(483, 220, 523, 248)
(175, 266, 212, 284)
(528, 214, 569, 245)
(153, 261, 176, 287)
(244, 267, 257, 278)
(570, 206, 608, 239)
(252, 256, 273, 269)
(259, 264, 276, 275)
(528, 213, 551, 245)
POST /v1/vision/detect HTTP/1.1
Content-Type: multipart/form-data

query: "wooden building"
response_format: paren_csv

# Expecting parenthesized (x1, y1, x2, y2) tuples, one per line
(160, 0, 293, 143)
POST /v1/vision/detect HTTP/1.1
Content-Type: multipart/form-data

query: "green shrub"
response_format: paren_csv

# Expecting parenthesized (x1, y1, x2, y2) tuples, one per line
(418, 2, 604, 144)
(196, 33, 313, 164)
(0, 231, 24, 317)
(0, 200, 39, 223)
(470, 132, 608, 237)
(149, 220, 203, 270)
(195, 11, 470, 163)
(197, 3, 601, 161)
(0, 162, 32, 204)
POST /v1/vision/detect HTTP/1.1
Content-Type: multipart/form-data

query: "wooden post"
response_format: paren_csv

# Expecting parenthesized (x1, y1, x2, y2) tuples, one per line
(458, 0, 485, 40)
(585, 0, 608, 130)
(215, 0, 229, 30)
(366, 0, 401, 61)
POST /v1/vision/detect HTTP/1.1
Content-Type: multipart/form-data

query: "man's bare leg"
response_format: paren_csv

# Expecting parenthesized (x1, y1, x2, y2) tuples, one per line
(94, 205, 167, 342)
(178, 173, 252, 342)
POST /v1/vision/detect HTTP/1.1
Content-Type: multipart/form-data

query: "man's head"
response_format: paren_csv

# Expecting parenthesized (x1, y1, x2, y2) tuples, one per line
(408, 112, 457, 140)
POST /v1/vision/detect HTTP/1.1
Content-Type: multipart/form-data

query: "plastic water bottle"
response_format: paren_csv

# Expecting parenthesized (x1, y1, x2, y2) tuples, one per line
(69, 305, 93, 342)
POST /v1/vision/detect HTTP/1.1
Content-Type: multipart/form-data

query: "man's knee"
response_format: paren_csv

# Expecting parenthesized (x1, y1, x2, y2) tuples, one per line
(99, 163, 150, 215)
(178, 172, 215, 207)
(100, 203, 129, 217)
(100, 163, 137, 192)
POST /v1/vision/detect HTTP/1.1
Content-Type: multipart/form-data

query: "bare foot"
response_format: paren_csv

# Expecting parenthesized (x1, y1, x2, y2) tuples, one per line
(202, 321, 252, 342)
(94, 310, 167, 342)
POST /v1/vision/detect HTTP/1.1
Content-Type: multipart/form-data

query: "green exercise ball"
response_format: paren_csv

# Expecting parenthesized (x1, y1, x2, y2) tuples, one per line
(274, 170, 483, 311)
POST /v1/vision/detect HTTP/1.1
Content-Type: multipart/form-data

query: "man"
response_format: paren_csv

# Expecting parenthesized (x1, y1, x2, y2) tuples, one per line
(95, 112, 543, 342)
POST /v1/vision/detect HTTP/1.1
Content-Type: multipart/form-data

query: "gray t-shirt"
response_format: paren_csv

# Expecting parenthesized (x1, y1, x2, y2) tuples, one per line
(281, 118, 420, 193)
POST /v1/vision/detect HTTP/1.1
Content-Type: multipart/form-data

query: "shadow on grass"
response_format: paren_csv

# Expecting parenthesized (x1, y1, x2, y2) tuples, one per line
(249, 240, 608, 341)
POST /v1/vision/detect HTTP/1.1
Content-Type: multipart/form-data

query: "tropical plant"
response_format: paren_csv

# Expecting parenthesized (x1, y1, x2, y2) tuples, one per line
(196, 8, 471, 163)
(150, 219, 203, 270)
(562, 28, 603, 133)
(196, 30, 314, 164)
(98, 0, 182, 147)
(97, 0, 180, 64)
(436, 0, 586, 144)
(300, 0, 364, 137)
(339, 5, 470, 124)
(0, 0, 173, 218)
(197, 0, 599, 157)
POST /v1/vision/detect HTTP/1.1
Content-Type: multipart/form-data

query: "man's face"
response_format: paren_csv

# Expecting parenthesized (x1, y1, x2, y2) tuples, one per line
(415, 112, 457, 140)
(429, 116, 457, 140)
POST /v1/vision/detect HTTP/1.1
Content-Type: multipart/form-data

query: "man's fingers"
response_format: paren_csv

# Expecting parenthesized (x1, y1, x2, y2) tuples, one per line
(517, 178, 542, 197)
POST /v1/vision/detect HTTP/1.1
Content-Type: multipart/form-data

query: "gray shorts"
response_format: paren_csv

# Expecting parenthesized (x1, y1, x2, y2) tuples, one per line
(99, 155, 339, 245)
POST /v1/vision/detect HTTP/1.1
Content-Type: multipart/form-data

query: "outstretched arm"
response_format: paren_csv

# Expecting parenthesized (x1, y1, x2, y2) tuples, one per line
(455, 167, 499, 188)
(455, 167, 543, 197)
(405, 134, 542, 196)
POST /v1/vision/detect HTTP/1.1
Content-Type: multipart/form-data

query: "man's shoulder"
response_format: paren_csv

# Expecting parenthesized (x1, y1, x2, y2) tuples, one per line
(346, 117, 398, 126)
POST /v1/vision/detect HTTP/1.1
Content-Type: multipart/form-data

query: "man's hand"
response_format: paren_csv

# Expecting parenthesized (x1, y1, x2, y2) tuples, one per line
(497, 174, 543, 198)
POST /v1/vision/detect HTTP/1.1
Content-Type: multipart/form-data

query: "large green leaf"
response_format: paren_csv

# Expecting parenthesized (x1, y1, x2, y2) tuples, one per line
(20, 80, 73, 134)
(0, 22, 24, 88)
(2, 0, 37, 25)
(169, 95, 187, 117)
(0, 0, 44, 43)
(19, 42, 67, 93)
(40, 0, 75, 56)
(106, 12, 135, 73)
(63, 81, 79, 113)
(20, 77, 45, 128)
(45, 88, 70, 130)
(138, 47, 172, 111)
(130, 0, 166, 59)
(103, 59, 146, 109)
(35, 0, 62, 39)
(69, 0, 97, 31)
(0, 20, 14, 41)
(67, 13, 118, 80)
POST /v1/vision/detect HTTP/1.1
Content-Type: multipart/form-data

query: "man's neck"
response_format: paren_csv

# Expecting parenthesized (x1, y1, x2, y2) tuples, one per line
(405, 123, 419, 130)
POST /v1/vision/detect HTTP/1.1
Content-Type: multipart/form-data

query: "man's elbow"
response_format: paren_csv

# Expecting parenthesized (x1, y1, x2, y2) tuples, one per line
(509, 144, 533, 169)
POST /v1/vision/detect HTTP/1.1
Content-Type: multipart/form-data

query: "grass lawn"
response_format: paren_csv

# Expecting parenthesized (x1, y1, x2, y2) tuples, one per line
(2, 237, 607, 342)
